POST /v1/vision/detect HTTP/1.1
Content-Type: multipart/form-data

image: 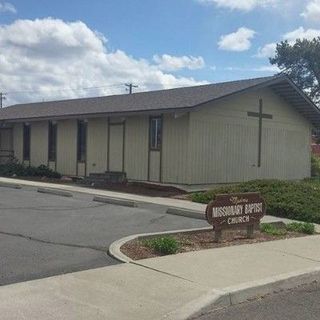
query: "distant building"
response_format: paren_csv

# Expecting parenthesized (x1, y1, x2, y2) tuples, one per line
(0, 75, 319, 185)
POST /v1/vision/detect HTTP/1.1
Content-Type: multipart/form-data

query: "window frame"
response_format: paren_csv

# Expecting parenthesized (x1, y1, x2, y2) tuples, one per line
(149, 116, 162, 151)
(23, 123, 31, 161)
(77, 120, 87, 162)
(48, 121, 57, 162)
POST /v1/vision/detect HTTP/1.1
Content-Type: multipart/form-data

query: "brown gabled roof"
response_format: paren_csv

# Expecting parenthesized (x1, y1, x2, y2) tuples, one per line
(1, 75, 320, 126)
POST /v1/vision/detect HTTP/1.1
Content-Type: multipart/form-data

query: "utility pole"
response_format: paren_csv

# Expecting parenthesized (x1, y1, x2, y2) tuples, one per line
(125, 83, 138, 94)
(0, 92, 6, 108)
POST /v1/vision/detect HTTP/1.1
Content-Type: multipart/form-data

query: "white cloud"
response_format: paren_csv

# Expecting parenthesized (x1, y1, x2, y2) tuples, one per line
(301, 0, 320, 23)
(252, 65, 280, 72)
(283, 26, 320, 42)
(0, 1, 16, 13)
(255, 43, 277, 58)
(0, 18, 208, 106)
(196, 0, 277, 11)
(218, 27, 256, 52)
(255, 26, 320, 59)
(224, 65, 279, 73)
(152, 54, 205, 71)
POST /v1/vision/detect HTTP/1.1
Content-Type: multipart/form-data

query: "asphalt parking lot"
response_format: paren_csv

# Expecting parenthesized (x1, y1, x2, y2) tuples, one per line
(0, 186, 207, 286)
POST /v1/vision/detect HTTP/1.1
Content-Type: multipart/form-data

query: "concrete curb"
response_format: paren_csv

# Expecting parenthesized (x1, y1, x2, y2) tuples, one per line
(108, 226, 213, 263)
(0, 182, 22, 189)
(93, 195, 138, 208)
(37, 187, 73, 197)
(166, 207, 205, 220)
(164, 267, 320, 320)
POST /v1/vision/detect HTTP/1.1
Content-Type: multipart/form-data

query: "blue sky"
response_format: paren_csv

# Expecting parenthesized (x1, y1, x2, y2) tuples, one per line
(0, 0, 320, 104)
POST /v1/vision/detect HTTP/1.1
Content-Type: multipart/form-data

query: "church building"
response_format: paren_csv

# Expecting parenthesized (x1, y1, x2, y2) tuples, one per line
(0, 75, 318, 185)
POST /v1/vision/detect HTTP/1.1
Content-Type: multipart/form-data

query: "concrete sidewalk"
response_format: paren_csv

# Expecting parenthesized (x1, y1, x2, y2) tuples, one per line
(0, 177, 205, 211)
(1, 235, 320, 320)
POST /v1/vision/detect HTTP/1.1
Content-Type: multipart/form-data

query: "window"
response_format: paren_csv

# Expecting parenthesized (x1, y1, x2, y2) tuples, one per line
(150, 117, 162, 150)
(77, 120, 87, 162)
(48, 121, 57, 162)
(23, 123, 31, 161)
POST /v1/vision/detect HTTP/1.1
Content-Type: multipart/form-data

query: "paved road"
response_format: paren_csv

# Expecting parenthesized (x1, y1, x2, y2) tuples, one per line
(0, 186, 207, 286)
(194, 282, 320, 320)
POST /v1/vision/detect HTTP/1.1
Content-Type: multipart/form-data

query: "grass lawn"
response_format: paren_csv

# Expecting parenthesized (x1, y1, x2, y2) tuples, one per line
(191, 179, 320, 224)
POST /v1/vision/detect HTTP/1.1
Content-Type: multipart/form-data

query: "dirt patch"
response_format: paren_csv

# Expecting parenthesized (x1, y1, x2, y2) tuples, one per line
(121, 229, 307, 260)
(88, 182, 187, 197)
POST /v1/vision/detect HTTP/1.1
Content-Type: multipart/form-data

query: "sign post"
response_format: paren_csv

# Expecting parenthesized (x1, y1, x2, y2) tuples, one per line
(205, 192, 266, 242)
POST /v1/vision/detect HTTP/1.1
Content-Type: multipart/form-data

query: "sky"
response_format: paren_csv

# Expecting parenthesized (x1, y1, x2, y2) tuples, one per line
(0, 0, 320, 105)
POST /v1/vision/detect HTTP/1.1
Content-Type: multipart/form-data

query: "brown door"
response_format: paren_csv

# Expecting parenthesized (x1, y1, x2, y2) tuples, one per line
(108, 123, 124, 172)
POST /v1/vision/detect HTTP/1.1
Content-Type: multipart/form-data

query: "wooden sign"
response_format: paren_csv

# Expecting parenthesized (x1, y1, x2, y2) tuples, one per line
(205, 192, 266, 242)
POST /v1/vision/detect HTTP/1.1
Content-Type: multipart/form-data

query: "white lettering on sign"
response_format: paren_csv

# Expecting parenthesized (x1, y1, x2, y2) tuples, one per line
(211, 203, 263, 219)
(212, 205, 243, 218)
(227, 215, 250, 225)
(245, 203, 263, 214)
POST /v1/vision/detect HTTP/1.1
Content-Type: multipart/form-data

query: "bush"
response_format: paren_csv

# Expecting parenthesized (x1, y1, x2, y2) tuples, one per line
(311, 155, 320, 177)
(144, 236, 180, 255)
(260, 222, 315, 235)
(286, 222, 315, 235)
(0, 162, 61, 179)
(191, 179, 320, 224)
(260, 223, 287, 236)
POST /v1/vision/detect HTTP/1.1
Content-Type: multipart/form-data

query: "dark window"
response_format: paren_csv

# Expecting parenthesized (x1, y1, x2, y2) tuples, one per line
(150, 117, 162, 150)
(77, 120, 87, 162)
(23, 123, 31, 161)
(48, 121, 57, 162)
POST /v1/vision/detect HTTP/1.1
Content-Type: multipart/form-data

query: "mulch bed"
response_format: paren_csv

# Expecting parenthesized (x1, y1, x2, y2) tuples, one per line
(88, 182, 187, 197)
(121, 229, 307, 260)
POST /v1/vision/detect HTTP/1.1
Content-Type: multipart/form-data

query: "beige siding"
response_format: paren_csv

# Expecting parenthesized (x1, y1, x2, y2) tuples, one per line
(0, 129, 13, 150)
(125, 116, 149, 180)
(162, 113, 190, 184)
(87, 118, 108, 175)
(30, 121, 48, 167)
(188, 87, 311, 184)
(0, 128, 13, 164)
(56, 119, 77, 175)
(13, 123, 23, 162)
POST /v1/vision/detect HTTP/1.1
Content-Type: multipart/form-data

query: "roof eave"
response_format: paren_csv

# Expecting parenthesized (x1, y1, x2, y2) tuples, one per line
(0, 106, 195, 123)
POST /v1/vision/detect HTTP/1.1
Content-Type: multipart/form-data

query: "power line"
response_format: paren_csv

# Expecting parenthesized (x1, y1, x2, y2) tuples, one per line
(5, 83, 125, 95)
(4, 81, 194, 97)
(3, 82, 198, 106)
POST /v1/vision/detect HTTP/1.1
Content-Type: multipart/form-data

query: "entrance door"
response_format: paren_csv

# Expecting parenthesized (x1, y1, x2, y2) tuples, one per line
(148, 116, 162, 182)
(108, 123, 124, 172)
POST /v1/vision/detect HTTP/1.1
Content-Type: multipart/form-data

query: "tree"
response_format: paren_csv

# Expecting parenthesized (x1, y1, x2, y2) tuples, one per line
(270, 37, 320, 104)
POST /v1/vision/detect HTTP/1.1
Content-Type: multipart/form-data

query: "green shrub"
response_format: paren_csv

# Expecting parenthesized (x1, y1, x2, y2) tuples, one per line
(311, 155, 320, 177)
(286, 222, 315, 235)
(144, 236, 180, 255)
(260, 223, 287, 236)
(0, 162, 61, 179)
(191, 179, 320, 224)
(190, 192, 210, 204)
